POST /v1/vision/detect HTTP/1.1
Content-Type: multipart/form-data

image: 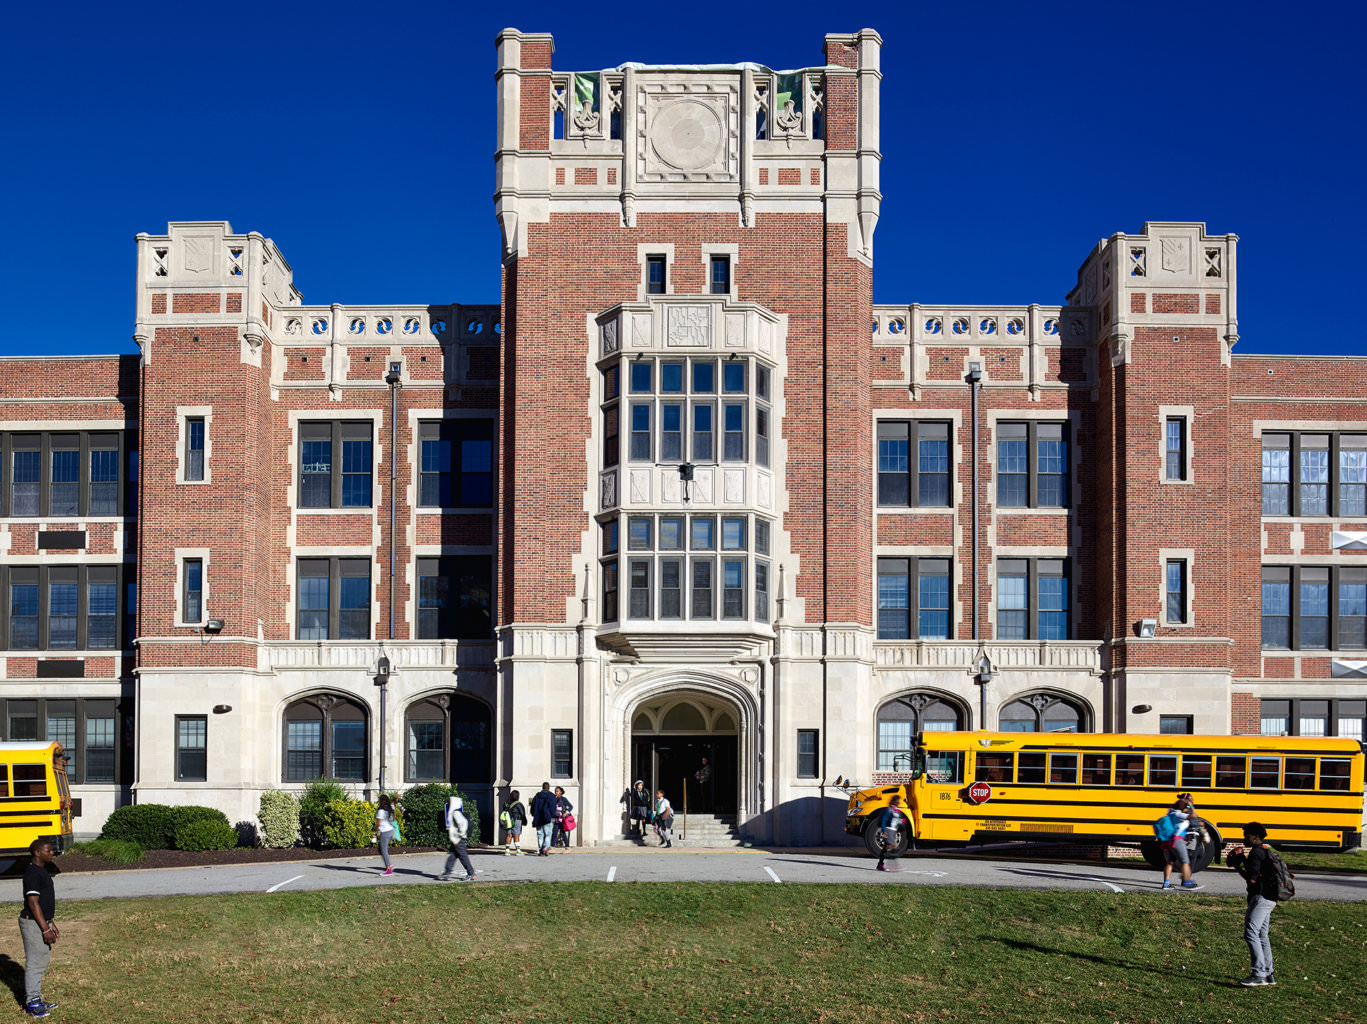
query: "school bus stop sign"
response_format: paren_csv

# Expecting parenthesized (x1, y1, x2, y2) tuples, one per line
(967, 781, 992, 805)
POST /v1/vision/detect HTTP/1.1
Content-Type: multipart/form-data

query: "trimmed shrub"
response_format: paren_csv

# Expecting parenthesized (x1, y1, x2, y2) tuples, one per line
(298, 779, 348, 848)
(174, 816, 239, 852)
(316, 798, 375, 849)
(101, 804, 174, 848)
(400, 783, 480, 848)
(258, 790, 301, 848)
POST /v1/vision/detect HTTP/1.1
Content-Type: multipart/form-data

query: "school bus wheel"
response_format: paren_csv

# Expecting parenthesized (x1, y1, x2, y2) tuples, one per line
(1139, 841, 1167, 870)
(864, 820, 910, 858)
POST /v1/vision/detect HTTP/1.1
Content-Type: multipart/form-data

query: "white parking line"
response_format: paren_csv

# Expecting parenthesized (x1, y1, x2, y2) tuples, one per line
(266, 875, 303, 893)
(606, 866, 617, 882)
(1085, 877, 1124, 893)
(763, 866, 782, 884)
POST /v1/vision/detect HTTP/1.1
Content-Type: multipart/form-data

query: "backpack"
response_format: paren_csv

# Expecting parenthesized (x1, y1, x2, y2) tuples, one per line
(1153, 813, 1176, 841)
(1264, 846, 1296, 901)
(499, 808, 512, 829)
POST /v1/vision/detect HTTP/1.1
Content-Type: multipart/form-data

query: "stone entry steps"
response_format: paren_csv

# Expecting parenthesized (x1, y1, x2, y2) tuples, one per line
(597, 814, 746, 848)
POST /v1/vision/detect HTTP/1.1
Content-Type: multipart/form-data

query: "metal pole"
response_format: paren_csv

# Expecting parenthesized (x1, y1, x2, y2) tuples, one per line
(379, 681, 387, 796)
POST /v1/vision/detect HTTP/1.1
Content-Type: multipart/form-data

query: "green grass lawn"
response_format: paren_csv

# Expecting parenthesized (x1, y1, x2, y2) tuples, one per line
(23, 884, 1366, 1024)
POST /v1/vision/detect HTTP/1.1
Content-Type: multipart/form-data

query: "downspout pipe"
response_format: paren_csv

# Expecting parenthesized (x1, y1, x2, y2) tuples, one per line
(967, 362, 984, 727)
(382, 363, 402, 796)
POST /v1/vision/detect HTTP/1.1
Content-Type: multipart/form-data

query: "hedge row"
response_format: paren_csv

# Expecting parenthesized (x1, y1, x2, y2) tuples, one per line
(101, 804, 238, 851)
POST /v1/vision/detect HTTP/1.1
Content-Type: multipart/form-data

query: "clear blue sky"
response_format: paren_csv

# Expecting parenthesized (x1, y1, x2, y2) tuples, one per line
(4, 1, 1362, 358)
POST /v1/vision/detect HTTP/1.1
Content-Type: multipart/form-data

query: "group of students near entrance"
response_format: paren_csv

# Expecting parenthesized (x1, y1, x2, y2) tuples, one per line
(498, 783, 577, 856)
(872, 791, 1295, 989)
(623, 779, 677, 847)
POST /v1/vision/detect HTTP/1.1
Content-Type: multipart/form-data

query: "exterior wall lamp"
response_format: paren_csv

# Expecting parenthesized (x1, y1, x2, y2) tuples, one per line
(1136, 618, 1157, 638)
(375, 655, 391, 796)
(678, 461, 695, 502)
(974, 652, 994, 729)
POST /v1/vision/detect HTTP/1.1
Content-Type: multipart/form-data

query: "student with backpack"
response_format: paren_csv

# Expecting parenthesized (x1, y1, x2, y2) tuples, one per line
(500, 791, 527, 856)
(1154, 793, 1201, 890)
(1228, 822, 1294, 987)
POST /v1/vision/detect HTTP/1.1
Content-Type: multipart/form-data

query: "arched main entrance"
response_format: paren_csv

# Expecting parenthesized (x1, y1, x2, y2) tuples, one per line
(631, 692, 738, 815)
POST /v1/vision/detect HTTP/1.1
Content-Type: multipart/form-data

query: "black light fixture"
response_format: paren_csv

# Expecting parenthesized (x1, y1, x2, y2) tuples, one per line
(678, 462, 695, 502)
(375, 656, 391, 685)
(204, 618, 224, 634)
(1132, 704, 1153, 714)
(212, 704, 232, 715)
(385, 361, 402, 385)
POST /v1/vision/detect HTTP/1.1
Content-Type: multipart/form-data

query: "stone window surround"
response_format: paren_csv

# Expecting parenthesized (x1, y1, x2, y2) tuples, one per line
(701, 243, 739, 301)
(175, 406, 213, 485)
(174, 547, 211, 628)
(1158, 548, 1196, 629)
(872, 547, 957, 640)
(406, 408, 498, 514)
(986, 408, 1081, 513)
(637, 243, 676, 301)
(872, 410, 962, 510)
(989, 549, 1071, 640)
(1157, 404, 1193, 485)
(285, 549, 377, 642)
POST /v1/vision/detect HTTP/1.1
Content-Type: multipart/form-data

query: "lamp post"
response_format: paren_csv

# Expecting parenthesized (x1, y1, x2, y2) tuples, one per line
(375, 655, 391, 795)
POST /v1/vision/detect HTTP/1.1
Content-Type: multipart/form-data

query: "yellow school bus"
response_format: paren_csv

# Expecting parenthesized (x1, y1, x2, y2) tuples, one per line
(844, 731, 1365, 871)
(0, 742, 74, 859)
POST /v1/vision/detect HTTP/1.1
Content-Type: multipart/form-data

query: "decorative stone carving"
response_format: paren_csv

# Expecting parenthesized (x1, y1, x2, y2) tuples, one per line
(1160, 238, 1190, 274)
(666, 305, 711, 347)
(631, 312, 651, 349)
(638, 83, 738, 182)
(600, 318, 619, 357)
(694, 471, 713, 504)
(629, 470, 651, 504)
(723, 469, 744, 503)
(725, 312, 744, 349)
(757, 472, 772, 510)
(600, 470, 617, 510)
(183, 236, 214, 275)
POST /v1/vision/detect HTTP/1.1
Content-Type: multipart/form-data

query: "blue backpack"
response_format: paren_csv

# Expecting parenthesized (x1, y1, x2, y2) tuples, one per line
(1153, 813, 1177, 841)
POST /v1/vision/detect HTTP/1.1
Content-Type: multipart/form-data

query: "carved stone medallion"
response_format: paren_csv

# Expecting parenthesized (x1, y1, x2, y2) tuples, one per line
(650, 98, 723, 170)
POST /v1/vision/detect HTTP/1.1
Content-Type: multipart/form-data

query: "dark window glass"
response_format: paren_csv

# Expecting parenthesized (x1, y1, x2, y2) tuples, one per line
(646, 256, 666, 295)
(1148, 755, 1177, 788)
(997, 558, 1068, 641)
(183, 559, 203, 624)
(1115, 754, 1144, 785)
(49, 437, 79, 516)
(1261, 567, 1291, 648)
(1249, 757, 1280, 788)
(629, 560, 651, 618)
(186, 417, 206, 482)
(691, 559, 714, 618)
(998, 422, 1067, 508)
(176, 716, 207, 782)
(1283, 756, 1316, 790)
(660, 558, 683, 619)
(1166, 560, 1188, 625)
(722, 403, 745, 460)
(601, 560, 618, 622)
(331, 720, 366, 780)
(1215, 755, 1246, 788)
(296, 559, 370, 640)
(87, 569, 118, 649)
(1320, 759, 1352, 791)
(1016, 752, 1046, 784)
(84, 714, 116, 782)
(11, 444, 39, 516)
(1165, 417, 1187, 481)
(89, 437, 119, 515)
(1048, 753, 1078, 785)
(285, 718, 323, 781)
(976, 753, 1014, 783)
(551, 729, 573, 777)
(1180, 755, 1211, 789)
(300, 422, 372, 509)
(722, 558, 745, 619)
(1081, 754, 1111, 785)
(692, 404, 714, 462)
(1159, 715, 1193, 734)
(420, 420, 494, 508)
(408, 719, 444, 780)
(797, 729, 818, 778)
(710, 256, 731, 294)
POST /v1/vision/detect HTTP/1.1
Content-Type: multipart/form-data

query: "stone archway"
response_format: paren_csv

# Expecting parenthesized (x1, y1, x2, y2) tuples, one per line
(630, 691, 739, 815)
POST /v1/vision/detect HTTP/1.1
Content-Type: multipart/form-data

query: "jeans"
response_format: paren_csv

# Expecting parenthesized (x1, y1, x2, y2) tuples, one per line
(19, 916, 51, 1004)
(1243, 895, 1277, 978)
(443, 839, 474, 878)
(537, 822, 554, 851)
(378, 831, 391, 869)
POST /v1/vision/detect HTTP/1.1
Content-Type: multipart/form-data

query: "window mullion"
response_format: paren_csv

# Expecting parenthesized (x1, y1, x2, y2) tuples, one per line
(78, 433, 90, 518)
(1329, 566, 1340, 652)
(38, 566, 49, 651)
(1, 435, 8, 518)
(330, 559, 341, 640)
(908, 422, 919, 506)
(1027, 423, 1038, 508)
(1290, 565, 1300, 650)
(1289, 434, 1301, 516)
(39, 434, 50, 518)
(1330, 434, 1341, 517)
(1028, 560, 1039, 640)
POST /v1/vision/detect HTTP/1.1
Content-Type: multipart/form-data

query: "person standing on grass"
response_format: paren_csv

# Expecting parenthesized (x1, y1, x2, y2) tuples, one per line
(531, 781, 558, 857)
(552, 786, 574, 850)
(439, 796, 477, 882)
(502, 790, 527, 856)
(654, 789, 674, 848)
(1158, 794, 1201, 890)
(18, 838, 59, 1019)
(875, 795, 907, 872)
(374, 793, 397, 876)
(1228, 822, 1280, 987)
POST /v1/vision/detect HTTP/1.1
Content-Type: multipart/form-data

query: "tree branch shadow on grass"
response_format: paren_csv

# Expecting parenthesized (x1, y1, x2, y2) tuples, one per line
(991, 937, 1159, 976)
(0, 954, 25, 1008)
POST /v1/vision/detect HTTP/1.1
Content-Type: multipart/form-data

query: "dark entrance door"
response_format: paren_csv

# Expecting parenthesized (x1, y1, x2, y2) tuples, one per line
(631, 735, 737, 814)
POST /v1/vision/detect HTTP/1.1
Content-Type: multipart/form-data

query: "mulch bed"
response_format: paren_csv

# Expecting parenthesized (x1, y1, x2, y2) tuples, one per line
(54, 844, 450, 874)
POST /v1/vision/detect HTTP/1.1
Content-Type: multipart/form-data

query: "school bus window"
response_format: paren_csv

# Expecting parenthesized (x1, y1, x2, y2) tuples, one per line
(1082, 753, 1111, 785)
(12, 764, 46, 798)
(1017, 752, 1046, 783)
(924, 750, 963, 784)
(1320, 759, 1352, 791)
(0, 765, 8, 798)
(1049, 752, 1078, 784)
(1250, 757, 1280, 789)
(1148, 754, 1177, 788)
(1181, 755, 1212, 789)
(1283, 756, 1316, 789)
(1115, 754, 1144, 785)
(975, 752, 1013, 783)
(1215, 755, 1246, 788)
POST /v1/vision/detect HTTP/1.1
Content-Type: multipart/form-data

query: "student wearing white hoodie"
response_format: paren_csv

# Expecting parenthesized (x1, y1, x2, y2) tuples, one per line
(439, 796, 477, 882)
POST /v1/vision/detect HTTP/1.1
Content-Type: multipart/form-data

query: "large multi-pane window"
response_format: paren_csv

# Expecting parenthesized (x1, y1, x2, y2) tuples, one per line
(296, 559, 371, 640)
(877, 421, 951, 507)
(0, 432, 134, 517)
(1262, 432, 1367, 516)
(418, 420, 493, 507)
(877, 695, 964, 770)
(997, 558, 1069, 640)
(405, 695, 493, 783)
(1261, 565, 1366, 650)
(876, 557, 952, 640)
(600, 513, 772, 626)
(283, 696, 367, 782)
(1260, 698, 1365, 739)
(601, 356, 773, 469)
(999, 694, 1086, 732)
(997, 422, 1068, 508)
(2, 565, 124, 650)
(416, 556, 492, 639)
(0, 698, 122, 784)
(298, 421, 373, 508)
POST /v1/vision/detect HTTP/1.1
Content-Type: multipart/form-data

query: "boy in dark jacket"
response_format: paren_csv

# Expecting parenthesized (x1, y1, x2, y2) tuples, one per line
(1227, 822, 1280, 986)
(530, 782, 558, 857)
